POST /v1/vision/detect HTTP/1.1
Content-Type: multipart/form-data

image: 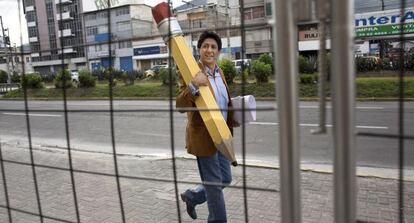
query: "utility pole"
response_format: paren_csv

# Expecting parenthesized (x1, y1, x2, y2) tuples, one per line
(379, 0, 385, 59)
(0, 16, 11, 84)
(7, 29, 14, 74)
(225, 0, 231, 59)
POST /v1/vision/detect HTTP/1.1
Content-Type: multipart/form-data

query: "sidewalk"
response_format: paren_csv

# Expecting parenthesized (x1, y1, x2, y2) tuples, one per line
(0, 142, 412, 223)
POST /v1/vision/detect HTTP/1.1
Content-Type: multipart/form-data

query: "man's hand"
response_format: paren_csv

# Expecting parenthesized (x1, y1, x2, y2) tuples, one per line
(191, 71, 208, 87)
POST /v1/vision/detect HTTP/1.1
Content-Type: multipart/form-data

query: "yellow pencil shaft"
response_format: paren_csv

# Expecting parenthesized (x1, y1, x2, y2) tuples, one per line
(170, 36, 232, 145)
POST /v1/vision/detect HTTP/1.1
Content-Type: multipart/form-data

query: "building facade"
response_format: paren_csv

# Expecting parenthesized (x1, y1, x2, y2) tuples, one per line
(23, 0, 86, 74)
(243, 0, 273, 59)
(83, 4, 156, 72)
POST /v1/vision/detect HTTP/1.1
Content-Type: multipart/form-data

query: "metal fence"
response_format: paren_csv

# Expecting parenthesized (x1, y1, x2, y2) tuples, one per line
(0, 0, 412, 222)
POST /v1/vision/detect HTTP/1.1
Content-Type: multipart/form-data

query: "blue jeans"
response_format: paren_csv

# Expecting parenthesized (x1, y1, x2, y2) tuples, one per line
(183, 151, 232, 223)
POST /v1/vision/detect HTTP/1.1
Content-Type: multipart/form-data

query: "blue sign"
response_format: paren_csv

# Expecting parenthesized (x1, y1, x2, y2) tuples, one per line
(95, 33, 110, 42)
(134, 46, 160, 56)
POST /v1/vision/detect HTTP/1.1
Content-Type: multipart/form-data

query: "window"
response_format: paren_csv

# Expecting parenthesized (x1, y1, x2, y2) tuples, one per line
(116, 7, 130, 16)
(28, 27, 37, 37)
(244, 6, 265, 20)
(118, 41, 132, 49)
(31, 42, 40, 52)
(192, 19, 205, 29)
(26, 11, 36, 22)
(98, 25, 108, 33)
(26, 57, 30, 62)
(265, 3, 272, 16)
(85, 14, 97, 21)
(25, 0, 34, 6)
(86, 26, 98, 36)
(98, 11, 108, 19)
(117, 21, 131, 32)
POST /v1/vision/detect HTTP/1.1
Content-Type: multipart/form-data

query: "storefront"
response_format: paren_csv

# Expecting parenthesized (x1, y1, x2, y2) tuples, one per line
(298, 7, 414, 56)
(133, 44, 169, 72)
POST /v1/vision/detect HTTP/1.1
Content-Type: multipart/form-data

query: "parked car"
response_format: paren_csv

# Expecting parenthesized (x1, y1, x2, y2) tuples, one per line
(144, 65, 168, 77)
(233, 59, 251, 74)
(71, 71, 79, 86)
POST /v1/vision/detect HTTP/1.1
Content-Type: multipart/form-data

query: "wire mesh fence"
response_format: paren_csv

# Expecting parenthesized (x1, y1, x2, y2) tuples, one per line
(0, 0, 412, 222)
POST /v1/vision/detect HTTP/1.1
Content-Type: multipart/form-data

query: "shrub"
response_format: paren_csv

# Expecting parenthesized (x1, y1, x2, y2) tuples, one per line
(11, 72, 20, 83)
(0, 70, 7, 83)
(258, 53, 273, 73)
(404, 53, 414, 70)
(299, 74, 316, 84)
(298, 55, 316, 74)
(21, 73, 43, 89)
(112, 69, 124, 80)
(78, 69, 96, 88)
(120, 71, 137, 86)
(379, 58, 393, 70)
(218, 58, 237, 84)
(251, 60, 271, 83)
(159, 68, 178, 86)
(54, 70, 73, 89)
(40, 72, 56, 83)
(92, 69, 106, 81)
(355, 57, 379, 72)
(108, 79, 117, 87)
(134, 70, 144, 80)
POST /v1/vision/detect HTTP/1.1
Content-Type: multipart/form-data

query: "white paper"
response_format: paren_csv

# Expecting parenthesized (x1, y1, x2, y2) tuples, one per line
(231, 95, 256, 124)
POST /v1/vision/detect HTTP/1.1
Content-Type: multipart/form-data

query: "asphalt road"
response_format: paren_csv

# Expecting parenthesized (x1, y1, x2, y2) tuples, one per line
(0, 100, 413, 169)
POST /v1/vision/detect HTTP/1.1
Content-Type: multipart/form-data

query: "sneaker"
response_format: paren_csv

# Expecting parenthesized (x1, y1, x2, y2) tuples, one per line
(180, 193, 197, 219)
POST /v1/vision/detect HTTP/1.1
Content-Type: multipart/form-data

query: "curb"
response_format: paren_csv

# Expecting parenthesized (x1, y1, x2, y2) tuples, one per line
(4, 142, 413, 182)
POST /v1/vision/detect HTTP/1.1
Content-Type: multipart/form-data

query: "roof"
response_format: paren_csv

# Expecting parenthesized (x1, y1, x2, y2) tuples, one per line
(174, 0, 207, 11)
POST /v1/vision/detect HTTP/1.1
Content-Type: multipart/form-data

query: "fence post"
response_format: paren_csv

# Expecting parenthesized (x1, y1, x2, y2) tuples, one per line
(330, 0, 356, 222)
(272, 0, 301, 222)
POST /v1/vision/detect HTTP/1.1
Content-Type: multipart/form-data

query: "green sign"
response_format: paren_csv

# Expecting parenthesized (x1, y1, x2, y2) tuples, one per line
(356, 22, 414, 37)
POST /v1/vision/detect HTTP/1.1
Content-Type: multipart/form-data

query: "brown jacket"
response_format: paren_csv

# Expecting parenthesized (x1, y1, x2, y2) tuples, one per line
(176, 63, 236, 156)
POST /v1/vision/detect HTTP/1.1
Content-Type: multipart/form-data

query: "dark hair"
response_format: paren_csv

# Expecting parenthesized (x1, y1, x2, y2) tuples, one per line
(197, 31, 222, 50)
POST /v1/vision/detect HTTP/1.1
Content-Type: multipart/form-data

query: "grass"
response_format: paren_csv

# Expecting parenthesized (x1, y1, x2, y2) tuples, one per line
(3, 76, 414, 99)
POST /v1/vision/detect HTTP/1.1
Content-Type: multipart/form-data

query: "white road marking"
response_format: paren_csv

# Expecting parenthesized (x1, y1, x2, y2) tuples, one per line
(299, 106, 384, 110)
(250, 122, 388, 130)
(2, 112, 62, 117)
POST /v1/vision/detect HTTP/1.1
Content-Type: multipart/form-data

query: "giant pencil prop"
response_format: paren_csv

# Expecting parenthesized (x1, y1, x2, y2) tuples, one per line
(152, 2, 237, 166)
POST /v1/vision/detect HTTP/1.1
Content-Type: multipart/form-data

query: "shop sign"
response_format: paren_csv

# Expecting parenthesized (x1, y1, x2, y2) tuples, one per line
(355, 8, 414, 37)
(134, 46, 161, 56)
(355, 9, 414, 28)
(356, 22, 414, 37)
(298, 30, 320, 41)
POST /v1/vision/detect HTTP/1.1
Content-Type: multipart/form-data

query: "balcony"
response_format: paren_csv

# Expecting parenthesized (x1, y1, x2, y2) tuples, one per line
(55, 0, 72, 4)
(25, 6, 34, 12)
(56, 11, 73, 21)
(27, 21, 36, 27)
(29, 37, 38, 42)
(58, 29, 75, 38)
(58, 48, 76, 54)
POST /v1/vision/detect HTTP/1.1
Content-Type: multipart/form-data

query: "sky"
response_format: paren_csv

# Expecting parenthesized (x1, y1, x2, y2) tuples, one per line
(0, 0, 185, 46)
